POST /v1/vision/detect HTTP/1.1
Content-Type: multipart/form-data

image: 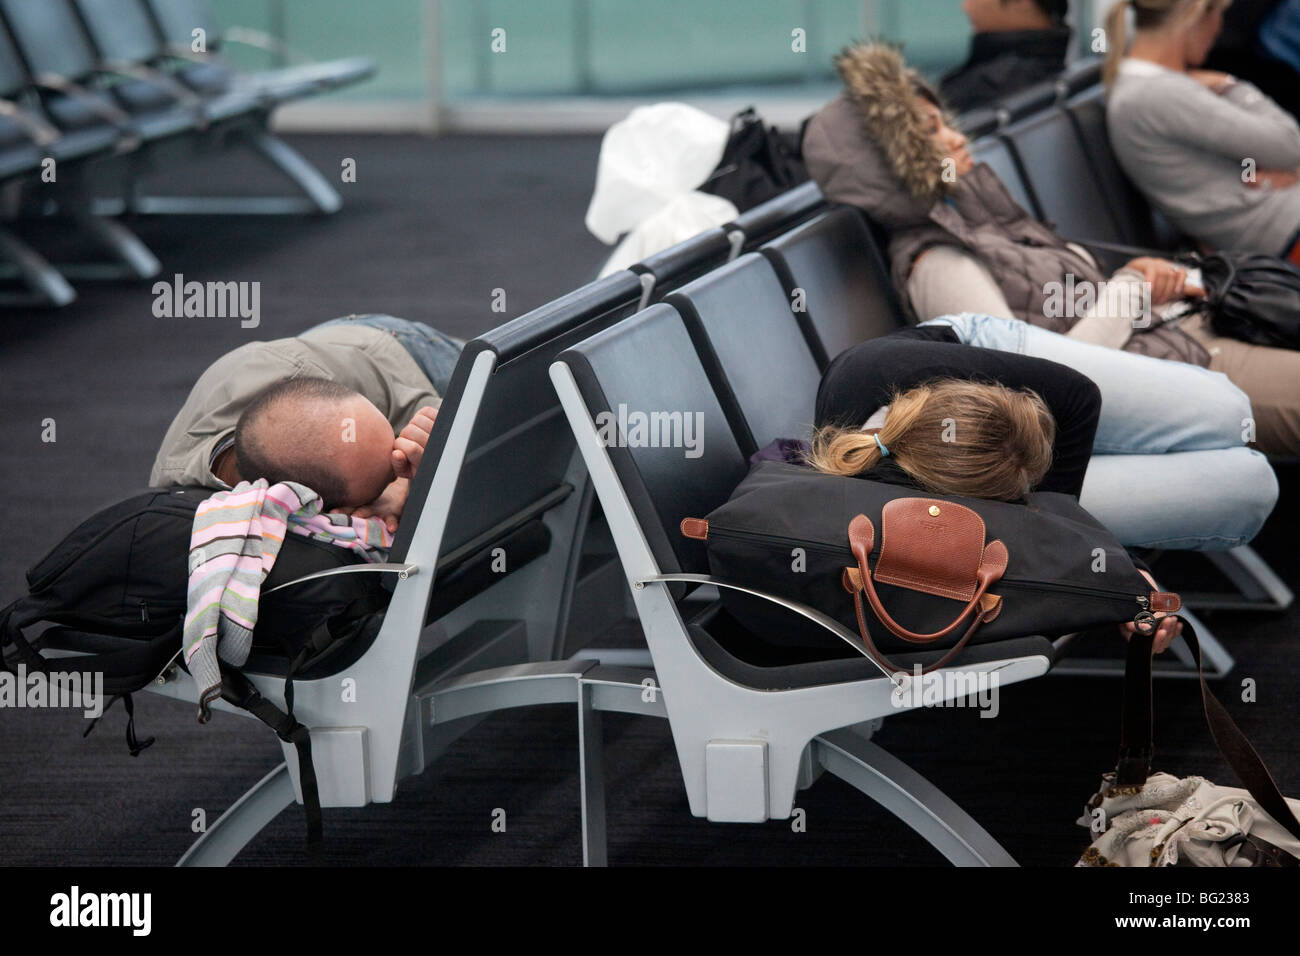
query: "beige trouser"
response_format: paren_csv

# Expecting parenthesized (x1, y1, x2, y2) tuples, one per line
(1181, 313, 1300, 457)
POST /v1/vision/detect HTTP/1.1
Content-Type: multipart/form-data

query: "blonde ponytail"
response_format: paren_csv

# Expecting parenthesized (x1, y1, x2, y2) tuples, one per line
(1105, 0, 1230, 86)
(808, 380, 1056, 503)
(1102, 0, 1133, 87)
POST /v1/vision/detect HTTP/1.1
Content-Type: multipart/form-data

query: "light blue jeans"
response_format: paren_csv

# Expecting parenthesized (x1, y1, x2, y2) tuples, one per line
(923, 313, 1278, 550)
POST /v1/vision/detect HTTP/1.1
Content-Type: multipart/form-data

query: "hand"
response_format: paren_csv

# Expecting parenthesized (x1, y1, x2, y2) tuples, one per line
(392, 406, 438, 480)
(1117, 569, 1183, 655)
(1119, 257, 1201, 305)
(1187, 69, 1233, 93)
(1246, 168, 1300, 190)
(350, 476, 411, 535)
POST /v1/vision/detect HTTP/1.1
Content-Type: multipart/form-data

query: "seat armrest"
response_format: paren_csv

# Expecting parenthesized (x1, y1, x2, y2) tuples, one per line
(32, 73, 138, 149)
(221, 27, 314, 66)
(0, 98, 61, 146)
(635, 572, 893, 680)
(102, 61, 208, 127)
(262, 562, 420, 596)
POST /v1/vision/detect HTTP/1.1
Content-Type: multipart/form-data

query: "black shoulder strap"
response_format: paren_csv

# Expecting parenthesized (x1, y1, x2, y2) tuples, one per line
(1118, 618, 1300, 843)
(220, 668, 323, 859)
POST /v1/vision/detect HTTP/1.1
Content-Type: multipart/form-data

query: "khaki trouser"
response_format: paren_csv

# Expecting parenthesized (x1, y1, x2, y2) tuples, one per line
(1180, 313, 1300, 457)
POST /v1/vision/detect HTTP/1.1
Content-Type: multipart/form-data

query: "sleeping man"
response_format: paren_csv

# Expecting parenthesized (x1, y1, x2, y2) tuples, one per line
(149, 314, 462, 532)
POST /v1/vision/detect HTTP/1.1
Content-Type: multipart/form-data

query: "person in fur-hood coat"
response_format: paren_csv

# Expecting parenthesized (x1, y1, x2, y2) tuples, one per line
(801, 41, 1209, 367)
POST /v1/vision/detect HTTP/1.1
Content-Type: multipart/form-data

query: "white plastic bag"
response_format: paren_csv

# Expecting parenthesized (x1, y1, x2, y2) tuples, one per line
(597, 191, 738, 278)
(585, 102, 731, 245)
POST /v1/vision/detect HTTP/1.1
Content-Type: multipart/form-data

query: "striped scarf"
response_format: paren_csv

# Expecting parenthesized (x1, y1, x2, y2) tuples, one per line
(183, 479, 393, 721)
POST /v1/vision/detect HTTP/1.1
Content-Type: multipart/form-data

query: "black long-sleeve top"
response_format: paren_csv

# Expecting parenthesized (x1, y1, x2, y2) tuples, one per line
(814, 326, 1103, 499)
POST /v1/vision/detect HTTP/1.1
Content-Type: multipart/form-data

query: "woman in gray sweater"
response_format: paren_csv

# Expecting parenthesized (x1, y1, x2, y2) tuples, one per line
(1104, 0, 1300, 262)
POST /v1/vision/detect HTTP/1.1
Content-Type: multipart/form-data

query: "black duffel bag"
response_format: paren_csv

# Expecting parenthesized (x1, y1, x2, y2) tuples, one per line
(682, 462, 1178, 674)
(1191, 252, 1300, 349)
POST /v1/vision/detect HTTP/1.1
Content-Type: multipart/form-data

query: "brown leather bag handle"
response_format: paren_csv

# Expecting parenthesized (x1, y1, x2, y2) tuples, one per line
(846, 513, 1009, 645)
(841, 574, 1003, 677)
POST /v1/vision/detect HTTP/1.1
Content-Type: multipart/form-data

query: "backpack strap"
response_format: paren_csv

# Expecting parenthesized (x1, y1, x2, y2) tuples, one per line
(1117, 618, 1300, 843)
(280, 591, 389, 717)
(83, 692, 156, 756)
(3, 601, 176, 756)
(206, 592, 387, 857)
(220, 668, 323, 859)
(0, 599, 52, 673)
(3, 614, 183, 697)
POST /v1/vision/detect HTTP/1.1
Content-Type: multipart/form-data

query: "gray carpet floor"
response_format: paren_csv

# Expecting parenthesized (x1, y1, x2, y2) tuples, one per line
(1, 133, 1297, 867)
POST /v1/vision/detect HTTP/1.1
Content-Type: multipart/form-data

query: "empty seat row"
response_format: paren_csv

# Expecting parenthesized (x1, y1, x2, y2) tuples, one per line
(0, 0, 374, 307)
(629, 179, 826, 308)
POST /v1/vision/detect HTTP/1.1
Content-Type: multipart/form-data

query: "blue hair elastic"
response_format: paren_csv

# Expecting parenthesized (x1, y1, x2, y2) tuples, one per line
(873, 433, 890, 457)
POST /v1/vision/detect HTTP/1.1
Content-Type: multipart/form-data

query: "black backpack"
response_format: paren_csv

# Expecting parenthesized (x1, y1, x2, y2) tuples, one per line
(0, 486, 391, 851)
(701, 107, 811, 213)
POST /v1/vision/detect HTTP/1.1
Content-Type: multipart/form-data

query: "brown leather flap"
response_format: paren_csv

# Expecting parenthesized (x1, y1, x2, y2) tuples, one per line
(680, 518, 709, 541)
(1149, 590, 1181, 613)
(873, 498, 988, 602)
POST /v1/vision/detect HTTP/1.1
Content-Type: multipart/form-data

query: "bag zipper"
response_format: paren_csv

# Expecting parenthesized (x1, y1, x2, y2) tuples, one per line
(998, 577, 1149, 607)
(706, 524, 848, 557)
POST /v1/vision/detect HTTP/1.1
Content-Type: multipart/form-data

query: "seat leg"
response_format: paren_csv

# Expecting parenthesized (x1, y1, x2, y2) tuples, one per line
(118, 126, 342, 216)
(578, 682, 608, 867)
(814, 729, 1018, 867)
(0, 224, 75, 306)
(246, 128, 342, 215)
(176, 762, 296, 867)
(66, 210, 161, 280)
(10, 168, 162, 281)
(1188, 546, 1295, 612)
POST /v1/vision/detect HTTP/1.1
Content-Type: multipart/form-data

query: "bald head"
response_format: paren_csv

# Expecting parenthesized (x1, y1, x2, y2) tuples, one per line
(234, 377, 397, 508)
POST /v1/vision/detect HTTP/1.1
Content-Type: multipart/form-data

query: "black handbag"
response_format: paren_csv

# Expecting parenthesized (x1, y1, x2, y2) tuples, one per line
(682, 462, 1178, 674)
(700, 107, 810, 213)
(1189, 251, 1300, 349)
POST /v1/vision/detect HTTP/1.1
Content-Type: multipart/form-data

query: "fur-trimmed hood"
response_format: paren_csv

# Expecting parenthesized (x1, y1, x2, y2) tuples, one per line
(802, 42, 959, 231)
(834, 43, 955, 205)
